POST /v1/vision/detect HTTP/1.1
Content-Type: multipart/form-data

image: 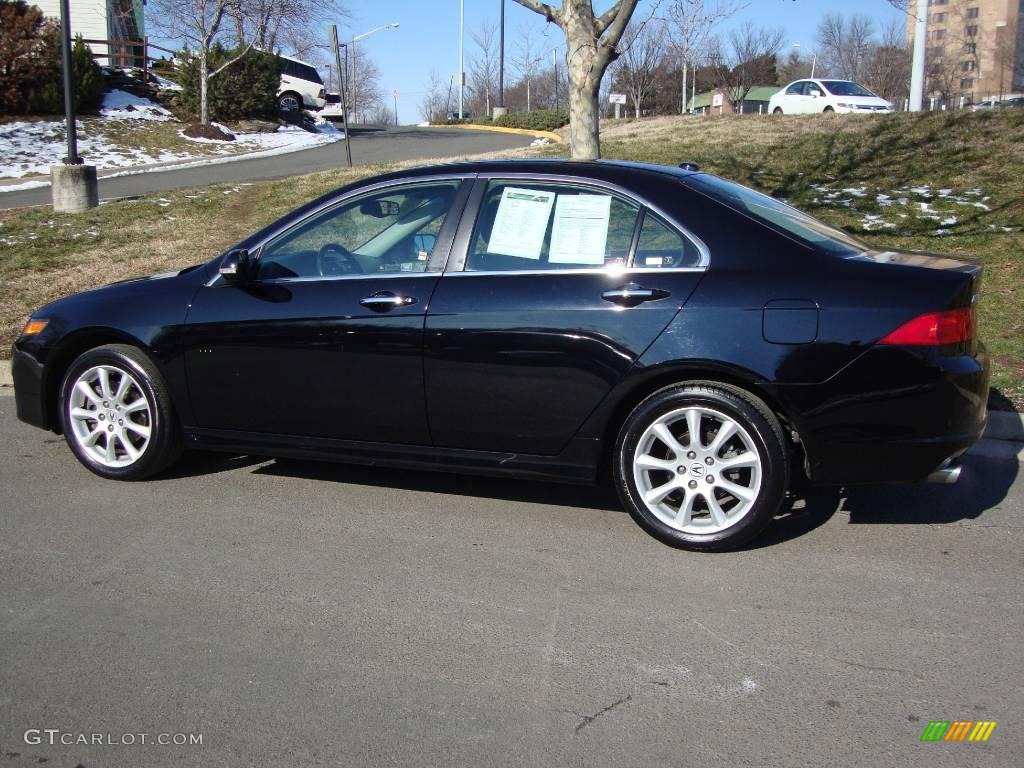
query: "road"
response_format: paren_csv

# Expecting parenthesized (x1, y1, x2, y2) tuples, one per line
(0, 399, 1021, 767)
(0, 127, 535, 210)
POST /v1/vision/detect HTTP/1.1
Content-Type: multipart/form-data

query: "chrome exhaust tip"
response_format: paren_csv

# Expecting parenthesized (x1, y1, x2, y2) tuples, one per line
(927, 461, 962, 484)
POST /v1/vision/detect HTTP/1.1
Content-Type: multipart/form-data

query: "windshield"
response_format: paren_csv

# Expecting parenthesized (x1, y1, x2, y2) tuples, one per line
(685, 175, 868, 257)
(820, 80, 875, 97)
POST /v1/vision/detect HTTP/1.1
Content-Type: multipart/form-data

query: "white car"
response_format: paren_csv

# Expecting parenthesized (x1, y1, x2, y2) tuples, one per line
(277, 55, 326, 113)
(769, 79, 893, 115)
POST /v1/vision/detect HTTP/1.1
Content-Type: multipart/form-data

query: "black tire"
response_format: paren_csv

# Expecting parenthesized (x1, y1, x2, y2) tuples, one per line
(278, 92, 302, 113)
(58, 344, 183, 480)
(613, 382, 789, 551)
(773, 107, 783, 115)
(823, 106, 834, 113)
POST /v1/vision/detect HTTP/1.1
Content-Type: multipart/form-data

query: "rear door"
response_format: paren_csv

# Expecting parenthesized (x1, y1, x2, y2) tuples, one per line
(423, 175, 708, 455)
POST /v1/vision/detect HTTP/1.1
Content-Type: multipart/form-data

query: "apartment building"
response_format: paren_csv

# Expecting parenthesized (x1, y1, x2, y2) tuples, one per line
(907, 0, 1023, 103)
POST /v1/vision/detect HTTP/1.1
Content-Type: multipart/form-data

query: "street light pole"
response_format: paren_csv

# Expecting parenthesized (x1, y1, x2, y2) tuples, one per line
(349, 22, 399, 124)
(498, 0, 505, 111)
(329, 25, 353, 167)
(458, 0, 465, 118)
(909, 0, 928, 111)
(996, 21, 1007, 102)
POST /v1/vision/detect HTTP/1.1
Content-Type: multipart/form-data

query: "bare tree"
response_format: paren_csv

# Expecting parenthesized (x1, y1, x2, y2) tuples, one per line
(419, 69, 444, 122)
(861, 19, 911, 103)
(665, 0, 745, 113)
(150, 0, 266, 124)
(708, 22, 784, 112)
(468, 23, 499, 117)
(816, 13, 875, 82)
(614, 20, 666, 117)
(511, 26, 542, 111)
(512, 0, 641, 159)
(351, 55, 383, 123)
(228, 0, 349, 58)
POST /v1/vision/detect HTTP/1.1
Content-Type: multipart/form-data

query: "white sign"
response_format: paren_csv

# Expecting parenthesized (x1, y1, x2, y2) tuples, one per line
(609, 93, 627, 104)
(549, 195, 612, 264)
(487, 187, 555, 259)
(712, 93, 724, 108)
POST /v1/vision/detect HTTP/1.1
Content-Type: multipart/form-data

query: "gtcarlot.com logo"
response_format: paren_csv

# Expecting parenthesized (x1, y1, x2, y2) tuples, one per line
(920, 720, 997, 742)
(24, 729, 203, 746)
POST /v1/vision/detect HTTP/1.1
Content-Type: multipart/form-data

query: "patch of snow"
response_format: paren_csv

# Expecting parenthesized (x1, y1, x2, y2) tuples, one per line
(530, 137, 552, 146)
(101, 89, 175, 121)
(150, 73, 182, 92)
(841, 187, 866, 197)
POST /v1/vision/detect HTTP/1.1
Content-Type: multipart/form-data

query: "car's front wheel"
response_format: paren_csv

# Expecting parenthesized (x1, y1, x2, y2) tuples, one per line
(773, 107, 783, 114)
(614, 383, 788, 551)
(59, 344, 182, 480)
(278, 92, 302, 113)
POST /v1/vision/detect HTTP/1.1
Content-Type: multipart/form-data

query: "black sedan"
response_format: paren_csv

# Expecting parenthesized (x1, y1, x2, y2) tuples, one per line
(11, 160, 989, 550)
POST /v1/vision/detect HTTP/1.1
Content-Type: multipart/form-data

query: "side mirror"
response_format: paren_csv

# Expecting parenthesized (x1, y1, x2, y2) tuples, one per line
(219, 249, 249, 282)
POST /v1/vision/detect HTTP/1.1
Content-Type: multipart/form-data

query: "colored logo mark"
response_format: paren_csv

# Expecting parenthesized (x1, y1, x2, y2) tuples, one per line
(920, 720, 997, 742)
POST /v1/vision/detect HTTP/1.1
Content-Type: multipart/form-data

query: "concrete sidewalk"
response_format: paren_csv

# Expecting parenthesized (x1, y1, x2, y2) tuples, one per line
(1, 359, 1020, 461)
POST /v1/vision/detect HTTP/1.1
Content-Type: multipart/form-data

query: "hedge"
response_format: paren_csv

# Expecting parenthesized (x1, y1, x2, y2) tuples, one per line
(493, 109, 568, 132)
(177, 45, 282, 122)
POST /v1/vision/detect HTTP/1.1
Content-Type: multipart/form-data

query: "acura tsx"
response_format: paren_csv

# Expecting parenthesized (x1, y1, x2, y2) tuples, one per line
(12, 160, 989, 550)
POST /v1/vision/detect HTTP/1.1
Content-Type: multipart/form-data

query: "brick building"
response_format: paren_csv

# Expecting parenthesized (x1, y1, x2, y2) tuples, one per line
(906, 0, 1023, 104)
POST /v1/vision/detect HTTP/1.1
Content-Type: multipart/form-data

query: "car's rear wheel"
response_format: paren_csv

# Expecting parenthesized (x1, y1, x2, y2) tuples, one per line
(59, 345, 182, 480)
(278, 92, 302, 113)
(823, 106, 834, 113)
(614, 383, 788, 551)
(773, 107, 783, 114)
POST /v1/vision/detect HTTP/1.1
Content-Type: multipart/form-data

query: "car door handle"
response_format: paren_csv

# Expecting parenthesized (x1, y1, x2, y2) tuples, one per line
(359, 292, 418, 311)
(602, 284, 671, 307)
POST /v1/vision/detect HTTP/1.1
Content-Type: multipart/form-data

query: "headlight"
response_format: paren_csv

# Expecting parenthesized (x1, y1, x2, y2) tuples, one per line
(21, 318, 49, 336)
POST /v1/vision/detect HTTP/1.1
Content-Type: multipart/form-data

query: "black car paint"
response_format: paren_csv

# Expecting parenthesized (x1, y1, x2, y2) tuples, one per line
(12, 159, 988, 487)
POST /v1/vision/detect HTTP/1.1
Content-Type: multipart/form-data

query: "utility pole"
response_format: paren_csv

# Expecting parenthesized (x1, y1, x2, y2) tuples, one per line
(59, 0, 79, 166)
(909, 0, 927, 111)
(329, 25, 353, 167)
(497, 0, 506, 116)
(553, 47, 558, 110)
(52, 0, 97, 212)
(393, 89, 399, 126)
(458, 0, 465, 118)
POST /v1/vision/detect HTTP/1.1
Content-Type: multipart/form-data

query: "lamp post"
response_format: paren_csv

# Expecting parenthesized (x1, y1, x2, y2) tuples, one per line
(350, 22, 399, 123)
(458, 0, 465, 118)
(792, 42, 817, 79)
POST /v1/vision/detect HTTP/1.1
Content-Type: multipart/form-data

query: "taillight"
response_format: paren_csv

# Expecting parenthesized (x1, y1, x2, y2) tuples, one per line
(878, 308, 973, 346)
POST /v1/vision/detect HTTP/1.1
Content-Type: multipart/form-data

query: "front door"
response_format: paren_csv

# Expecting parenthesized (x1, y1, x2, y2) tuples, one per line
(424, 177, 707, 456)
(184, 178, 467, 444)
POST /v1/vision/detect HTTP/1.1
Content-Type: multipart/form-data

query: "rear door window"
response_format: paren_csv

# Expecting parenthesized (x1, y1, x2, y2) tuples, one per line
(465, 181, 639, 271)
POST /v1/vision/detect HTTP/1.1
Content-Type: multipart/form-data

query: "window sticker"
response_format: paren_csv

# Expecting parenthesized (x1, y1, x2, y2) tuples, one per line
(486, 187, 555, 259)
(548, 194, 612, 264)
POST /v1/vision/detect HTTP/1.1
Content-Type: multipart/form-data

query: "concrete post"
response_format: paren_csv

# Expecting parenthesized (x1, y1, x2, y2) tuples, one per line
(492, 106, 508, 119)
(51, 164, 99, 213)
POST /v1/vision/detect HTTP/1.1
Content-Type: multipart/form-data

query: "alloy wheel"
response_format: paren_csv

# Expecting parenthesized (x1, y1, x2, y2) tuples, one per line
(632, 406, 763, 534)
(67, 364, 153, 468)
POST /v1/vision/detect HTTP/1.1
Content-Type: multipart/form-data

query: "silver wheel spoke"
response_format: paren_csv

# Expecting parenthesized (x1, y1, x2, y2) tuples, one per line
(643, 478, 679, 505)
(118, 433, 141, 461)
(636, 453, 677, 472)
(675, 492, 697, 528)
(708, 420, 737, 456)
(124, 421, 151, 439)
(98, 368, 113, 400)
(686, 409, 703, 449)
(115, 372, 132, 401)
(123, 399, 148, 415)
(705, 492, 728, 527)
(103, 435, 116, 464)
(76, 380, 102, 404)
(70, 407, 96, 420)
(717, 479, 755, 502)
(82, 427, 103, 447)
(652, 423, 686, 458)
(718, 451, 757, 470)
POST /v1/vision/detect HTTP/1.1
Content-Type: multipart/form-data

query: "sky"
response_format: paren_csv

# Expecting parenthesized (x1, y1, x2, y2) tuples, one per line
(348, 0, 908, 124)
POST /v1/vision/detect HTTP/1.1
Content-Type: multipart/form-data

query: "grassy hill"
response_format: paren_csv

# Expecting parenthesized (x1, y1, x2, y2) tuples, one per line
(0, 109, 1020, 407)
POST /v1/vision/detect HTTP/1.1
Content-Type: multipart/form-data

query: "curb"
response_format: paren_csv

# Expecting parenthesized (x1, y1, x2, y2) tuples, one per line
(0, 359, 1020, 464)
(426, 123, 563, 143)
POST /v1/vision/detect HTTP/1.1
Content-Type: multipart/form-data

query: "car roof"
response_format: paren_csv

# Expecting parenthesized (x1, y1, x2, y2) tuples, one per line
(364, 158, 701, 184)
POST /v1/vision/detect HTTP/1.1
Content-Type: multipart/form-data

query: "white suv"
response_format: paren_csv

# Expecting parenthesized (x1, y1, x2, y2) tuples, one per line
(769, 79, 893, 115)
(277, 55, 326, 113)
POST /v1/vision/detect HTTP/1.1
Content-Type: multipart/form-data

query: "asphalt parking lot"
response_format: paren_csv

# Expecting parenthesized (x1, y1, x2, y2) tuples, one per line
(1, 399, 1021, 767)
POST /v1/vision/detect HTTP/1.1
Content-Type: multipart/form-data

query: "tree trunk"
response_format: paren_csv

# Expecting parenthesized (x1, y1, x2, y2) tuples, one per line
(681, 59, 687, 114)
(567, 72, 600, 159)
(199, 49, 209, 125)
